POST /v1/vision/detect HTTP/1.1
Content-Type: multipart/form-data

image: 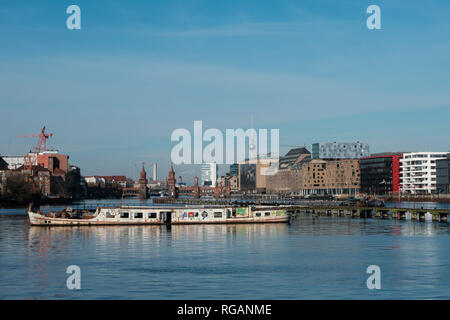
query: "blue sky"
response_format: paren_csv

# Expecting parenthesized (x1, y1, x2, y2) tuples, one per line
(0, 0, 449, 180)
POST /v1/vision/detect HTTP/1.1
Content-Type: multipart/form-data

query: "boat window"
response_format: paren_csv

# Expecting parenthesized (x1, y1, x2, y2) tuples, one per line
(265, 212, 271, 216)
(195, 212, 199, 217)
(134, 212, 143, 219)
(105, 212, 111, 217)
(149, 212, 157, 219)
(214, 212, 222, 218)
(120, 212, 129, 218)
(256, 212, 261, 217)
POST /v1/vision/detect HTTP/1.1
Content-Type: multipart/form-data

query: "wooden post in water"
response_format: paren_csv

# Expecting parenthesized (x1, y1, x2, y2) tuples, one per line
(418, 212, 425, 222)
(400, 211, 407, 220)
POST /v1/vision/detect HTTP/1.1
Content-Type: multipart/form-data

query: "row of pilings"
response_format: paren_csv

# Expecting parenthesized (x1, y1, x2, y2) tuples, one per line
(301, 207, 449, 223)
(152, 198, 450, 223)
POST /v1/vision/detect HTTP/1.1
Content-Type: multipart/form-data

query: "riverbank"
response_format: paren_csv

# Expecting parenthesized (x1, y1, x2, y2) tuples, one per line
(0, 197, 75, 209)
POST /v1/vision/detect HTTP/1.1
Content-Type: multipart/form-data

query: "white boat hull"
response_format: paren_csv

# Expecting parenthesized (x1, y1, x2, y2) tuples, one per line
(28, 205, 290, 226)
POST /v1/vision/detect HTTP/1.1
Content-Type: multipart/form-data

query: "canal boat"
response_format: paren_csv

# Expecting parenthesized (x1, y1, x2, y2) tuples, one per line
(27, 203, 290, 226)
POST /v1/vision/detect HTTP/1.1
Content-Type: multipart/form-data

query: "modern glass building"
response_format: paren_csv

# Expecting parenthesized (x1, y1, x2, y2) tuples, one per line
(360, 154, 403, 195)
(238, 163, 256, 191)
(436, 154, 450, 194)
(229, 163, 239, 177)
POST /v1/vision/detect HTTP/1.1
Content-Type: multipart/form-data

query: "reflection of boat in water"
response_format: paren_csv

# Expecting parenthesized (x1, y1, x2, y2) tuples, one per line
(27, 203, 290, 226)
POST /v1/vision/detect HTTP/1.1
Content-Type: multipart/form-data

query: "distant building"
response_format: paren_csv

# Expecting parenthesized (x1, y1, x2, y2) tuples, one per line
(400, 152, 448, 194)
(36, 151, 69, 174)
(299, 158, 360, 196)
(266, 148, 311, 193)
(0, 157, 8, 196)
(279, 147, 311, 169)
(238, 158, 278, 193)
(2, 156, 24, 170)
(360, 153, 403, 195)
(311, 142, 370, 159)
(84, 176, 104, 186)
(84, 175, 127, 188)
(200, 163, 218, 186)
(152, 163, 157, 181)
(0, 156, 8, 171)
(436, 154, 450, 194)
(229, 163, 239, 177)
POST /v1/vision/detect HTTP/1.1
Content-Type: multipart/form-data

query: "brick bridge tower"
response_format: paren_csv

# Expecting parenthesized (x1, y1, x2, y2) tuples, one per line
(193, 177, 200, 199)
(138, 164, 148, 199)
(167, 164, 177, 198)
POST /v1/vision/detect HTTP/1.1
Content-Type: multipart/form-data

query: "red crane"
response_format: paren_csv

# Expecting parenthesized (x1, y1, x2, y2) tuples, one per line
(19, 126, 53, 153)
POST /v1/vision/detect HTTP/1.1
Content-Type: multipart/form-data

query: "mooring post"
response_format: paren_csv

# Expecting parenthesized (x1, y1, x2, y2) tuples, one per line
(400, 211, 406, 220)
(419, 212, 425, 222)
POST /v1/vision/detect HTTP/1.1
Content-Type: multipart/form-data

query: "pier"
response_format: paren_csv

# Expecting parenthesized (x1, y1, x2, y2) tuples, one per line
(153, 198, 450, 223)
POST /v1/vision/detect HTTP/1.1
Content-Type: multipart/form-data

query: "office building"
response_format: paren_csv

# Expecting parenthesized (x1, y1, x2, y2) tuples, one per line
(436, 154, 450, 194)
(200, 163, 218, 186)
(229, 163, 239, 177)
(360, 153, 403, 195)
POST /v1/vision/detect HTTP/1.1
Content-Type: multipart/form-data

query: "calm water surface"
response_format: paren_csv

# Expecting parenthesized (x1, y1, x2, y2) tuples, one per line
(1, 199, 450, 299)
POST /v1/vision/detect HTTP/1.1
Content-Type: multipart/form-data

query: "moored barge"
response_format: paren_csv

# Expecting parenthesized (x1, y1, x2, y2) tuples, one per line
(27, 203, 290, 226)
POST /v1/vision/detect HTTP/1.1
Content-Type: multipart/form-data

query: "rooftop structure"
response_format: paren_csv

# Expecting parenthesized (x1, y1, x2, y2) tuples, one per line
(312, 142, 370, 159)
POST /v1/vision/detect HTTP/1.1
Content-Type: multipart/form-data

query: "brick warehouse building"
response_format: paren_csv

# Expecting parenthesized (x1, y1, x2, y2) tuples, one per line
(360, 153, 403, 195)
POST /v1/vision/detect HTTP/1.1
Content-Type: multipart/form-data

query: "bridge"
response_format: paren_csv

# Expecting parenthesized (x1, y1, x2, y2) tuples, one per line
(122, 187, 142, 198)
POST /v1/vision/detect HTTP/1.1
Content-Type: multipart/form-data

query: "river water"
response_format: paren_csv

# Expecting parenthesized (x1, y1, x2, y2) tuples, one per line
(1, 199, 450, 299)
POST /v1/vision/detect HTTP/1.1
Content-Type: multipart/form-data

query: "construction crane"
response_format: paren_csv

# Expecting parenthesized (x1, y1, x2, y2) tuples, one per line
(19, 126, 53, 153)
(19, 126, 54, 172)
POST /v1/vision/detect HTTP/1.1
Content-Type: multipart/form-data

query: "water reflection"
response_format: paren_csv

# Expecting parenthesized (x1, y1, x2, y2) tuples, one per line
(1, 204, 450, 299)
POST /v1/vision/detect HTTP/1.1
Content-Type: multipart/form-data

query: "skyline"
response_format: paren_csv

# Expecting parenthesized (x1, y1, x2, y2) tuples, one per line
(1, 0, 449, 180)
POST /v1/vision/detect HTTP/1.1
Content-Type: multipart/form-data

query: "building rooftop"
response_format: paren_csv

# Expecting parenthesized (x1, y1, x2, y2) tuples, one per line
(0, 156, 8, 170)
(279, 147, 311, 170)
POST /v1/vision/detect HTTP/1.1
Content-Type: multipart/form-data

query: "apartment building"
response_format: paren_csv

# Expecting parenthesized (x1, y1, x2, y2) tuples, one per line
(400, 152, 448, 194)
(299, 158, 360, 196)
